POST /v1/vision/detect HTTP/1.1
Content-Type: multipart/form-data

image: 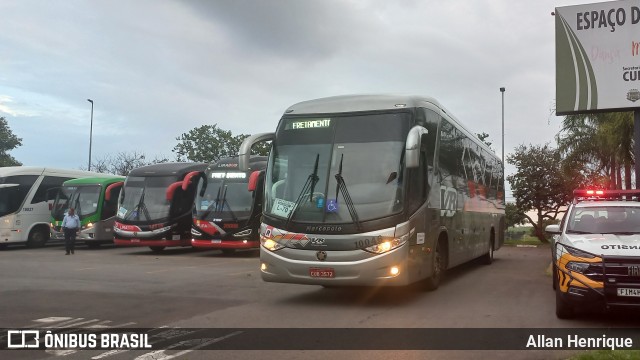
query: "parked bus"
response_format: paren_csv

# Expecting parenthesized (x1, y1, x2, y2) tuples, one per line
(50, 176, 125, 248)
(113, 162, 207, 252)
(239, 95, 505, 288)
(191, 156, 267, 254)
(0, 167, 103, 248)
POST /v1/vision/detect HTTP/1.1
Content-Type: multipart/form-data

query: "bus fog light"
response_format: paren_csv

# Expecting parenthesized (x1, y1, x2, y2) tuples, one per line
(390, 266, 400, 276)
(261, 263, 267, 271)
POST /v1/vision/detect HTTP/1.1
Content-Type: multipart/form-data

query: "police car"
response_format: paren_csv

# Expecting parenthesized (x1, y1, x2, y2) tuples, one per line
(546, 189, 640, 318)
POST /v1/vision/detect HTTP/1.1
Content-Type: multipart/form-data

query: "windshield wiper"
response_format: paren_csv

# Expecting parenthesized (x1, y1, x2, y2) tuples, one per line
(285, 154, 320, 229)
(127, 188, 150, 221)
(217, 185, 238, 221)
(334, 154, 361, 231)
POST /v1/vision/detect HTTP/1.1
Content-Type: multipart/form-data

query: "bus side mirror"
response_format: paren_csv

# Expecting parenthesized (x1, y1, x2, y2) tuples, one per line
(239, 132, 275, 171)
(166, 181, 184, 201)
(405, 126, 428, 168)
(182, 171, 201, 191)
(105, 181, 124, 201)
(248, 171, 261, 192)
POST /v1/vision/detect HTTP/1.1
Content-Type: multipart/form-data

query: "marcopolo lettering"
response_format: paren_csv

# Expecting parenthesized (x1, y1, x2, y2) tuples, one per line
(305, 225, 342, 232)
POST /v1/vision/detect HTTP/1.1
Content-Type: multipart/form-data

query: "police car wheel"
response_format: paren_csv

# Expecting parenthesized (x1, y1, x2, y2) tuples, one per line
(555, 287, 575, 319)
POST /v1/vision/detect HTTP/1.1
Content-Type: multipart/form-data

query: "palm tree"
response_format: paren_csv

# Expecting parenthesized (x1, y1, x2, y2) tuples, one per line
(556, 112, 634, 189)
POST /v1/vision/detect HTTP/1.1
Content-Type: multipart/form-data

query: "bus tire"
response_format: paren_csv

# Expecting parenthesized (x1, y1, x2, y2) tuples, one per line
(555, 288, 575, 319)
(423, 236, 447, 291)
(481, 231, 494, 265)
(149, 246, 165, 252)
(27, 227, 49, 248)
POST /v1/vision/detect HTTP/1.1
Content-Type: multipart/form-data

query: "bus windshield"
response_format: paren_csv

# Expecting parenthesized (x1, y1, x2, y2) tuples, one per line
(0, 175, 39, 218)
(118, 176, 175, 222)
(264, 112, 409, 224)
(52, 185, 101, 220)
(195, 171, 252, 221)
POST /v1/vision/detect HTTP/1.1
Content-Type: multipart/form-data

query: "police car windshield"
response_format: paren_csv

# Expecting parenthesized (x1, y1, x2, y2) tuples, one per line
(567, 206, 640, 234)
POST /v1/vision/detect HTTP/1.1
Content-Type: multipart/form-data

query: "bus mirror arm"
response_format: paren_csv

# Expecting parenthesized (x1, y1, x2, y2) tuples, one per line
(238, 132, 275, 171)
(105, 182, 124, 201)
(182, 171, 201, 191)
(405, 126, 428, 168)
(248, 171, 261, 192)
(166, 181, 184, 201)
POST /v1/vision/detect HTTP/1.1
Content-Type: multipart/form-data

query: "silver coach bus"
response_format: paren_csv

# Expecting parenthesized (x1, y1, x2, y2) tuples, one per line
(239, 95, 505, 289)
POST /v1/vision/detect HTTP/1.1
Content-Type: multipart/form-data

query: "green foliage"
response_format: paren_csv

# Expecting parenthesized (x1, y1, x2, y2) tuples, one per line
(507, 144, 574, 243)
(90, 151, 170, 176)
(505, 203, 526, 228)
(0, 117, 22, 166)
(476, 132, 493, 150)
(172, 124, 270, 163)
(556, 112, 633, 189)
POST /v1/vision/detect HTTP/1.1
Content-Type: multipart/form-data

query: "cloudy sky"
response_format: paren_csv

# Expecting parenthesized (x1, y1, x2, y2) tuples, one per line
(1, 0, 582, 200)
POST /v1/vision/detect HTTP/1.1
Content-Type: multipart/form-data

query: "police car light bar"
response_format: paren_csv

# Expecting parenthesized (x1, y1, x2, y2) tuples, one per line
(573, 189, 640, 200)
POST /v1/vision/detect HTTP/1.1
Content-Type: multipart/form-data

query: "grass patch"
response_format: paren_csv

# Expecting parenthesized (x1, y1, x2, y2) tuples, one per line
(567, 350, 640, 360)
(504, 237, 544, 246)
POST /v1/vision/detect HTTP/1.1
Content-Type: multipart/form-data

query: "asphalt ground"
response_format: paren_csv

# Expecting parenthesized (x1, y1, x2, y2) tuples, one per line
(1, 242, 638, 360)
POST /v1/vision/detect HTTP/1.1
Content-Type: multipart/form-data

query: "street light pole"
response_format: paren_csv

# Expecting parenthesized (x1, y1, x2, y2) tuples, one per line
(500, 87, 505, 173)
(87, 99, 94, 171)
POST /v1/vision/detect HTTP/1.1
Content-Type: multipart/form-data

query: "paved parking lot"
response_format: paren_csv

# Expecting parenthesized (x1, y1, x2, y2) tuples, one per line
(1, 243, 638, 360)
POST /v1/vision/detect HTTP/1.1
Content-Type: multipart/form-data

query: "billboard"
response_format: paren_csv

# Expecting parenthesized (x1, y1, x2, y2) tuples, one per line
(555, 0, 640, 115)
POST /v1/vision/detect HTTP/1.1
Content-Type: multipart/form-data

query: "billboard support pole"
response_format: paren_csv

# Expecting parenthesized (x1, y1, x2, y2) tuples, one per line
(635, 110, 640, 189)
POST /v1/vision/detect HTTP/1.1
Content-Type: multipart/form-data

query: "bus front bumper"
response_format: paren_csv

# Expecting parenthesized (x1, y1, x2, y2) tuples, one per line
(114, 238, 192, 247)
(192, 238, 259, 249)
(259, 245, 410, 287)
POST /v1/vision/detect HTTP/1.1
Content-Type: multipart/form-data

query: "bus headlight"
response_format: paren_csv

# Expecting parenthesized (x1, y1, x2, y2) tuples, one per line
(261, 237, 284, 251)
(85, 222, 93, 229)
(234, 229, 252, 238)
(365, 235, 408, 254)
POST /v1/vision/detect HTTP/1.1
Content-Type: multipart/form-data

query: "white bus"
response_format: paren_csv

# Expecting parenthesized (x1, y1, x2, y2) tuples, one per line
(239, 95, 505, 289)
(0, 167, 103, 248)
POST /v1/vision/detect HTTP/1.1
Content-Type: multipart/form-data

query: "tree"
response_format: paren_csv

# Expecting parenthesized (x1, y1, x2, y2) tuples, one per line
(90, 151, 170, 176)
(556, 112, 633, 189)
(506, 144, 575, 243)
(505, 203, 526, 228)
(172, 124, 270, 163)
(0, 117, 22, 166)
(476, 132, 493, 150)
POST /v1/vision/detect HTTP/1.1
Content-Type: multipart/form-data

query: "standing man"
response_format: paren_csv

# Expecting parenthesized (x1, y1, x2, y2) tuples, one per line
(62, 207, 80, 255)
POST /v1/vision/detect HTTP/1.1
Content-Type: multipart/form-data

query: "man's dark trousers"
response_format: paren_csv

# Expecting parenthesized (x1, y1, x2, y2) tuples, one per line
(64, 227, 77, 254)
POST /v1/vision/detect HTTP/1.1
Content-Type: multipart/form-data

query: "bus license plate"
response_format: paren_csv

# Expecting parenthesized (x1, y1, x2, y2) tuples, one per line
(211, 240, 222, 243)
(310, 268, 335, 278)
(617, 288, 640, 297)
(131, 239, 140, 243)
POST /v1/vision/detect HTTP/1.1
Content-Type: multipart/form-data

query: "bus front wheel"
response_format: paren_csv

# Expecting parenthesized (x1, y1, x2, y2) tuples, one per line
(27, 227, 49, 248)
(423, 237, 447, 291)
